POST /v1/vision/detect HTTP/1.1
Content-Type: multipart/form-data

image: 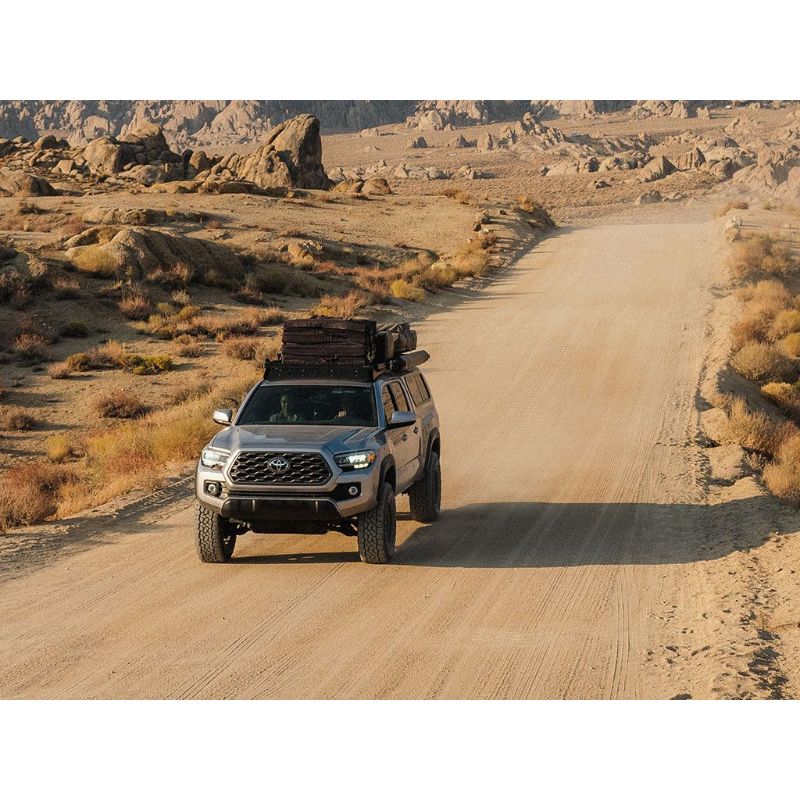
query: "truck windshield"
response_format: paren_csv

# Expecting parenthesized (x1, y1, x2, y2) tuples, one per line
(237, 384, 377, 427)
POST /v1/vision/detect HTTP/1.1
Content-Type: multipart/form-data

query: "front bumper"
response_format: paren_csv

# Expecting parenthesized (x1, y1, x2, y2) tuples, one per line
(195, 453, 381, 522)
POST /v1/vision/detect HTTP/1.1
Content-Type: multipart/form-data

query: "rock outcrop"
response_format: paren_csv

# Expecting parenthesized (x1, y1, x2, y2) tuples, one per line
(0, 168, 58, 196)
(65, 226, 243, 283)
(208, 114, 331, 189)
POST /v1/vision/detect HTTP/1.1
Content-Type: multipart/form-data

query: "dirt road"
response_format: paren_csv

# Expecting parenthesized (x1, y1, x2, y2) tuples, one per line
(2, 216, 796, 698)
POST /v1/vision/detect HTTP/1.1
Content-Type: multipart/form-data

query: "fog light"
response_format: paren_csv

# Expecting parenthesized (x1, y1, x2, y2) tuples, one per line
(348, 485, 359, 497)
(205, 481, 221, 497)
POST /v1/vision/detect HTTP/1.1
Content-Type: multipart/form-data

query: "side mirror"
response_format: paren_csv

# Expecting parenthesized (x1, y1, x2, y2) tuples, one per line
(387, 410, 416, 429)
(213, 408, 233, 426)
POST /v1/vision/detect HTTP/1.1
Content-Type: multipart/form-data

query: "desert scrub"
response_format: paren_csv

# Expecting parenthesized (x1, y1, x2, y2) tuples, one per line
(728, 234, 797, 280)
(60, 321, 90, 338)
(224, 337, 261, 360)
(452, 237, 493, 277)
(94, 389, 147, 418)
(778, 332, 800, 358)
(175, 335, 204, 358)
(768, 309, 800, 341)
(13, 332, 50, 363)
(56, 368, 261, 519)
(45, 433, 75, 463)
(761, 382, 800, 417)
(515, 195, 556, 228)
(390, 279, 425, 302)
(763, 435, 800, 503)
(0, 407, 35, 431)
(50, 274, 81, 299)
(730, 341, 795, 383)
(715, 200, 749, 217)
(71, 245, 118, 277)
(724, 396, 793, 455)
(311, 291, 370, 318)
(0, 462, 78, 531)
(118, 354, 173, 375)
(119, 289, 153, 321)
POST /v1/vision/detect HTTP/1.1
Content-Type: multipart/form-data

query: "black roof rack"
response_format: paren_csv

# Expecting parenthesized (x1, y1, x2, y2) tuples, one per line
(263, 350, 429, 382)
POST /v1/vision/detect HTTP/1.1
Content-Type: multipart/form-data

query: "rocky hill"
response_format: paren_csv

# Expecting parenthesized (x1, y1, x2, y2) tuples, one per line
(0, 101, 417, 150)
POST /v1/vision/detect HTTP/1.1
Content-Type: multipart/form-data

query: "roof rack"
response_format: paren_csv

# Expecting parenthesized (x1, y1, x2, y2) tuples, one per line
(263, 350, 429, 382)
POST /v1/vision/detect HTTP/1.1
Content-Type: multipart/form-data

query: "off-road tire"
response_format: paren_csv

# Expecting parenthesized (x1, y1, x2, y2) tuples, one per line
(357, 482, 396, 564)
(195, 504, 237, 563)
(408, 450, 441, 523)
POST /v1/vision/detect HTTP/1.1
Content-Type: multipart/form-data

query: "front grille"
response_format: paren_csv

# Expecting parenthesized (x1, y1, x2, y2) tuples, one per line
(228, 451, 331, 486)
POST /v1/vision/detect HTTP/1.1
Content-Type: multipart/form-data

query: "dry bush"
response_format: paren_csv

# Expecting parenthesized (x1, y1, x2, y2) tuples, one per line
(146, 261, 194, 288)
(738, 279, 792, 306)
(0, 407, 35, 431)
(778, 332, 800, 358)
(260, 306, 287, 326)
(441, 188, 473, 205)
(48, 362, 74, 379)
(13, 332, 50, 363)
(45, 433, 75, 463)
(175, 335, 204, 358)
(731, 311, 772, 349)
(0, 462, 78, 531)
(768, 308, 800, 341)
(728, 234, 797, 280)
(51, 275, 81, 299)
(716, 200, 749, 217)
(94, 389, 146, 419)
(58, 215, 87, 238)
(452, 238, 492, 277)
(119, 290, 153, 321)
(119, 354, 173, 375)
(764, 435, 800, 503)
(257, 266, 318, 297)
(417, 263, 460, 291)
(224, 337, 260, 360)
(311, 291, 369, 318)
(171, 289, 192, 306)
(730, 341, 795, 383)
(724, 396, 793, 455)
(60, 321, 89, 338)
(71, 245, 118, 277)
(515, 195, 556, 227)
(761, 382, 800, 417)
(390, 279, 425, 302)
(257, 337, 281, 363)
(0, 269, 32, 308)
(58, 370, 260, 518)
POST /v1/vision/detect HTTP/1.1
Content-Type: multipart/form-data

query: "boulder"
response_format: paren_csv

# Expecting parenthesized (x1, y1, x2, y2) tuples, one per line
(361, 177, 391, 195)
(55, 159, 76, 175)
(34, 134, 67, 151)
(449, 134, 475, 148)
(83, 136, 129, 175)
(676, 147, 706, 170)
(65, 226, 243, 283)
(0, 169, 58, 197)
(119, 120, 179, 163)
(188, 149, 212, 172)
(407, 136, 428, 149)
(640, 155, 677, 182)
(225, 114, 331, 190)
(635, 190, 662, 205)
(82, 206, 169, 226)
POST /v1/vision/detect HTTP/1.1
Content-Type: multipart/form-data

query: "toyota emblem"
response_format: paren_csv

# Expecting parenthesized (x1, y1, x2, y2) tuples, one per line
(268, 456, 290, 474)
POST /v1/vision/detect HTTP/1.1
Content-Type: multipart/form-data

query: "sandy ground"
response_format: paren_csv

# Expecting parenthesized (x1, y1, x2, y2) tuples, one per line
(2, 209, 798, 699)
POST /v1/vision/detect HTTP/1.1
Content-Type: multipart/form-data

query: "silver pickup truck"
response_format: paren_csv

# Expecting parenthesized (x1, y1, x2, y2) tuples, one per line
(195, 357, 441, 564)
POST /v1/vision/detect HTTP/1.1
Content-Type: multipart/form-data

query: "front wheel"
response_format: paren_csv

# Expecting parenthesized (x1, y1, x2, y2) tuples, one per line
(357, 483, 396, 564)
(408, 450, 441, 523)
(195, 505, 237, 563)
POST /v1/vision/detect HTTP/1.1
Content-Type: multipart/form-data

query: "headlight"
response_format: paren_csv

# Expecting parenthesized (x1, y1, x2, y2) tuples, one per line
(334, 451, 376, 470)
(201, 447, 230, 470)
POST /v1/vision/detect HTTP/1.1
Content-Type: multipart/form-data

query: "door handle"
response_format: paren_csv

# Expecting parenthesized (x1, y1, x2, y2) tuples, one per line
(401, 433, 408, 441)
(413, 427, 419, 433)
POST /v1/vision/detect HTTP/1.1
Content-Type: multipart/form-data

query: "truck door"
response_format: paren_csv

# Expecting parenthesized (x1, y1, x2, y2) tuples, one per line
(382, 381, 421, 489)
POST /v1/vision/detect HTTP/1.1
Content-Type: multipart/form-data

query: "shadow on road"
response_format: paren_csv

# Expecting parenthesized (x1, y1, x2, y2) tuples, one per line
(391, 495, 795, 568)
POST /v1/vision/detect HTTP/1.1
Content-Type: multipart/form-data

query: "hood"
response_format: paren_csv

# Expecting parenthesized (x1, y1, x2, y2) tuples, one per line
(209, 424, 377, 455)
